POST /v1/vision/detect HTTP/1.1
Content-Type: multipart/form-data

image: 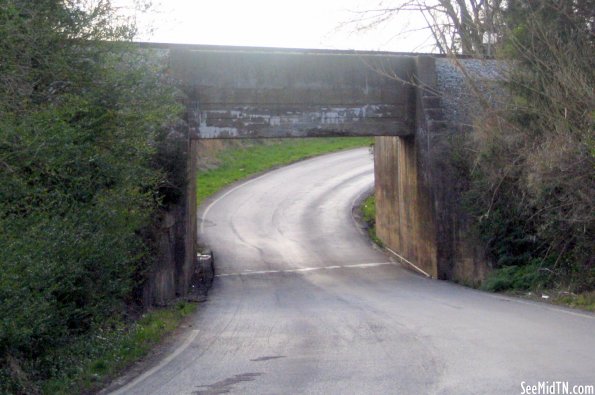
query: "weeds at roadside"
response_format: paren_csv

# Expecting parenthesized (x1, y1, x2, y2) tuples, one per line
(360, 195, 383, 248)
(37, 302, 197, 395)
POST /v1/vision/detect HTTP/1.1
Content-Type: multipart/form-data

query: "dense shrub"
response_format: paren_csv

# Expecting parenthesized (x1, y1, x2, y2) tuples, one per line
(465, 0, 594, 292)
(0, 1, 183, 392)
(482, 259, 556, 292)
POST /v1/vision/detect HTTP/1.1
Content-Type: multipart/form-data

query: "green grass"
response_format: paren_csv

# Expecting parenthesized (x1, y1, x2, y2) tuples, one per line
(197, 137, 372, 205)
(553, 292, 595, 312)
(41, 302, 197, 394)
(360, 194, 383, 247)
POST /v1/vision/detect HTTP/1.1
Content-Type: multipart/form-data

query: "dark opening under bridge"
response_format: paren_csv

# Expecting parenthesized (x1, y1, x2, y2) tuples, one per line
(143, 43, 491, 305)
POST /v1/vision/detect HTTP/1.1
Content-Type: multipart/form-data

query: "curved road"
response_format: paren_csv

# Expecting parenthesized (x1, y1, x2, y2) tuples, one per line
(113, 148, 594, 395)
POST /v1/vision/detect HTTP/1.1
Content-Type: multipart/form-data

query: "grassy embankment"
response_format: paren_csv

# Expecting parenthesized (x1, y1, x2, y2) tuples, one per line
(360, 196, 594, 312)
(196, 138, 373, 205)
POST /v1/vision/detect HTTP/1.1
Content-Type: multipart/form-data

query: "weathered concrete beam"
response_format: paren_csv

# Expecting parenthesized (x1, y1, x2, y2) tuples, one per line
(167, 46, 417, 139)
(188, 103, 410, 139)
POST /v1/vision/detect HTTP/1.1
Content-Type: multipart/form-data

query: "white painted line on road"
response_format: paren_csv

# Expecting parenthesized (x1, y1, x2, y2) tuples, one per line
(215, 262, 395, 277)
(109, 329, 200, 395)
(344, 262, 393, 269)
(249, 270, 279, 274)
(491, 295, 595, 319)
(385, 247, 432, 278)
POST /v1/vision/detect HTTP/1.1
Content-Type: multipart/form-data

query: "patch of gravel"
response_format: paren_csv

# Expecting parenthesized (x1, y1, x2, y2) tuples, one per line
(435, 58, 508, 130)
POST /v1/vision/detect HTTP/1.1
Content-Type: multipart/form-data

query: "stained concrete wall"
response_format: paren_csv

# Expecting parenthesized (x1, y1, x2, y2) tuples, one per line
(374, 135, 438, 278)
(374, 57, 443, 279)
(141, 136, 200, 307)
(374, 56, 494, 283)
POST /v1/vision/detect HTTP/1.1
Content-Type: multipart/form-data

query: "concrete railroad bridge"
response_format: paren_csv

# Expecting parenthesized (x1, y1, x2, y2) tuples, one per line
(144, 43, 494, 305)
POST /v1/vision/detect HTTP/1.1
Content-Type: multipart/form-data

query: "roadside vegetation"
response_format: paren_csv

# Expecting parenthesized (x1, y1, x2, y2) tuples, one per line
(0, 1, 191, 393)
(360, 195, 383, 247)
(196, 138, 372, 205)
(361, 194, 594, 311)
(40, 302, 196, 394)
(358, 0, 593, 309)
(462, 1, 593, 304)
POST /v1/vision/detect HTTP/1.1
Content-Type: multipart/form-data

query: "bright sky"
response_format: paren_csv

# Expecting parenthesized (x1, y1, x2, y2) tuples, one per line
(116, 0, 435, 52)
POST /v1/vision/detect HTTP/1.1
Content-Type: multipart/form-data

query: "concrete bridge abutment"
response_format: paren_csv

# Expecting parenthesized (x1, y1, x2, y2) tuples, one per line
(374, 56, 444, 279)
(374, 56, 491, 282)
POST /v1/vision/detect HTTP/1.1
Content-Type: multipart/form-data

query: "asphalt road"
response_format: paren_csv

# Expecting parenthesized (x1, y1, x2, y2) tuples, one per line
(111, 148, 594, 395)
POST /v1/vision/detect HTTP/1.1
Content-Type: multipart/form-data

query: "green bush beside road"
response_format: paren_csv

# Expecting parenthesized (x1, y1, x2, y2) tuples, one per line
(0, 1, 185, 393)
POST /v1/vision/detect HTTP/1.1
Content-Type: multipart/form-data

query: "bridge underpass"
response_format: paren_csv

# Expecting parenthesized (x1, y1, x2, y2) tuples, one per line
(142, 43, 478, 305)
